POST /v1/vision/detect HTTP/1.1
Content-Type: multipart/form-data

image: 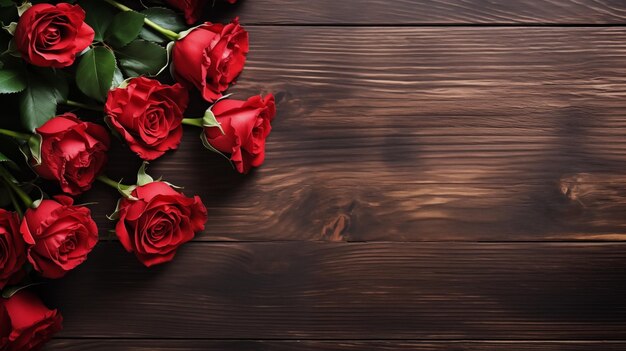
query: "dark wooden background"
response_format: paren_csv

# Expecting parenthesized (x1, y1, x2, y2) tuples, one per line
(41, 1, 626, 350)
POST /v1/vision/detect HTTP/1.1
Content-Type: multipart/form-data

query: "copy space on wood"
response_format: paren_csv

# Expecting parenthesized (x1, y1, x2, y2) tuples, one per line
(41, 242, 626, 340)
(210, 0, 626, 24)
(83, 27, 626, 242)
(44, 340, 626, 351)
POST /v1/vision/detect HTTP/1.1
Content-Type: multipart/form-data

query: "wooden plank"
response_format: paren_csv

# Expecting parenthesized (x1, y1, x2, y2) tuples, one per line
(40, 242, 626, 339)
(209, 0, 626, 24)
(82, 27, 626, 242)
(43, 339, 626, 351)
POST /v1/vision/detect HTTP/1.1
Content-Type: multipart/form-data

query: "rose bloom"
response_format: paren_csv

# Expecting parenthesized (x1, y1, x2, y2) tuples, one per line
(172, 18, 248, 102)
(0, 290, 62, 351)
(0, 209, 25, 289)
(34, 113, 110, 195)
(105, 77, 189, 161)
(204, 94, 276, 174)
(14, 3, 94, 67)
(115, 181, 207, 267)
(20, 195, 99, 279)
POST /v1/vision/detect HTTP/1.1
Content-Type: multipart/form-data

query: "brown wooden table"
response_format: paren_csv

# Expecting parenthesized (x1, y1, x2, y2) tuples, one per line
(42, 1, 626, 350)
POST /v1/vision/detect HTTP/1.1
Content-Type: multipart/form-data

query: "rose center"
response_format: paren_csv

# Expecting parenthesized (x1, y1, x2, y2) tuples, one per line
(144, 110, 163, 134)
(59, 234, 76, 255)
(41, 26, 61, 47)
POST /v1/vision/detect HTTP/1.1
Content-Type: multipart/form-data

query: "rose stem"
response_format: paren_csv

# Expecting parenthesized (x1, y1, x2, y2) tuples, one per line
(64, 100, 102, 112)
(103, 0, 180, 41)
(3, 179, 23, 217)
(96, 175, 123, 190)
(0, 128, 32, 141)
(0, 168, 34, 209)
(181, 118, 205, 128)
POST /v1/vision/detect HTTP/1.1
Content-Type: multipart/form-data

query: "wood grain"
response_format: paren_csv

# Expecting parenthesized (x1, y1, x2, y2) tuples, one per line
(40, 242, 626, 339)
(43, 339, 626, 351)
(209, 0, 626, 24)
(81, 27, 626, 242)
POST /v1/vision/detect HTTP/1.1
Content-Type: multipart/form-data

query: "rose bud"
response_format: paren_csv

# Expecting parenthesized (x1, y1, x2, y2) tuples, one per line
(15, 3, 94, 68)
(166, 0, 237, 24)
(115, 181, 207, 267)
(20, 196, 99, 279)
(0, 209, 26, 289)
(165, 0, 205, 24)
(105, 77, 189, 161)
(203, 94, 276, 174)
(0, 290, 62, 351)
(33, 113, 110, 196)
(172, 18, 249, 102)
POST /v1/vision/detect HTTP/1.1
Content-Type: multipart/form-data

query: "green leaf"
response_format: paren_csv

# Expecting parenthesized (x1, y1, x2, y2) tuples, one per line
(0, 151, 16, 169)
(105, 11, 145, 48)
(136, 162, 154, 186)
(116, 40, 167, 77)
(19, 69, 68, 131)
(139, 7, 186, 44)
(81, 0, 116, 42)
(0, 0, 14, 7)
(76, 47, 116, 102)
(0, 68, 26, 94)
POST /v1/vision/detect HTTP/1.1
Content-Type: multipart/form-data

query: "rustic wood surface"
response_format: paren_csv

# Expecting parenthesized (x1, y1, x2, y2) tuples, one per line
(83, 26, 626, 242)
(212, 0, 626, 24)
(44, 0, 626, 350)
(42, 242, 626, 339)
(43, 340, 626, 351)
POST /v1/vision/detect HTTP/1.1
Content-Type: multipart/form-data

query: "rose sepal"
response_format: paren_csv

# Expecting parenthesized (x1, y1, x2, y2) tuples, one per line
(136, 162, 154, 186)
(199, 132, 234, 168)
(1, 282, 41, 299)
(17, 2, 31, 16)
(21, 133, 42, 166)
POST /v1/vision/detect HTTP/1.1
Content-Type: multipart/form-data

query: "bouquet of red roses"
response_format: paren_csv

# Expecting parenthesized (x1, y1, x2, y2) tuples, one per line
(0, 0, 276, 349)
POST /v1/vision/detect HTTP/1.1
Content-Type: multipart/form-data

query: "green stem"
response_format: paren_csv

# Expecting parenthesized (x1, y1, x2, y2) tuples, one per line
(64, 100, 103, 112)
(4, 179, 23, 217)
(0, 168, 33, 208)
(97, 175, 121, 190)
(104, 0, 180, 41)
(182, 118, 204, 128)
(0, 128, 32, 141)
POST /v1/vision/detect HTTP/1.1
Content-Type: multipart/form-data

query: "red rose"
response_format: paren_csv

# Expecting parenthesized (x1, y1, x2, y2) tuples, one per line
(0, 209, 25, 289)
(115, 181, 207, 267)
(165, 0, 238, 24)
(15, 3, 94, 68)
(172, 19, 249, 102)
(20, 196, 99, 279)
(34, 113, 110, 195)
(165, 0, 205, 25)
(0, 290, 62, 351)
(105, 77, 189, 161)
(204, 94, 276, 174)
